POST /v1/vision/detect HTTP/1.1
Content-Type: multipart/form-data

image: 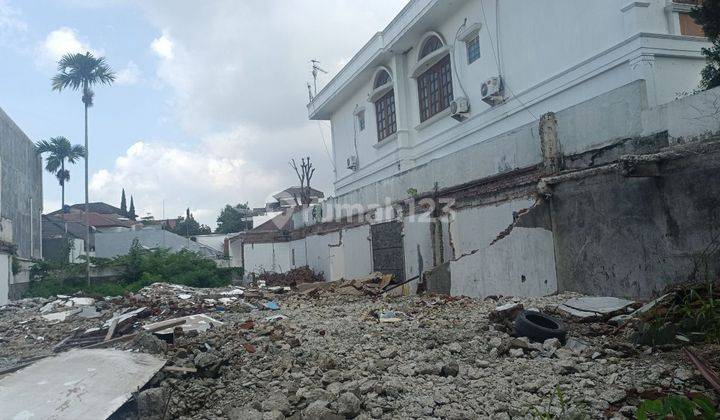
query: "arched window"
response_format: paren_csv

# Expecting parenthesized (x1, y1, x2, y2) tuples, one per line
(419, 35, 443, 59)
(416, 34, 453, 122)
(374, 70, 391, 89)
(372, 69, 396, 141)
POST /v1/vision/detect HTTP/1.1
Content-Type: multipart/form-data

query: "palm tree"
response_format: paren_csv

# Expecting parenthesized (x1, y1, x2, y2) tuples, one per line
(35, 136, 86, 211)
(52, 52, 115, 283)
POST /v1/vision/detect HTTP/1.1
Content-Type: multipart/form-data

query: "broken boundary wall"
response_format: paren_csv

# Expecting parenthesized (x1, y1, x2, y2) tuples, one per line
(243, 85, 720, 300)
(546, 142, 720, 299)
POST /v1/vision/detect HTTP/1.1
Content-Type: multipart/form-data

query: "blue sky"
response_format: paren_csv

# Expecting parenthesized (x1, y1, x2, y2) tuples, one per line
(0, 0, 406, 226)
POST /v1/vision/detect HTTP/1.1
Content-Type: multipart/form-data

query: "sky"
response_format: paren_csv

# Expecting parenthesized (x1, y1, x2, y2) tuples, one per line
(0, 0, 407, 227)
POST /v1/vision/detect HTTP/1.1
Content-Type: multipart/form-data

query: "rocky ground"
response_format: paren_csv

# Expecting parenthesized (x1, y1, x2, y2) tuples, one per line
(1, 284, 717, 419)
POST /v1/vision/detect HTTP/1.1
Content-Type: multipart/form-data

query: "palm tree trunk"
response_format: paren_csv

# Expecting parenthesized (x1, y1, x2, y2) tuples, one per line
(84, 103, 90, 286)
(60, 160, 65, 210)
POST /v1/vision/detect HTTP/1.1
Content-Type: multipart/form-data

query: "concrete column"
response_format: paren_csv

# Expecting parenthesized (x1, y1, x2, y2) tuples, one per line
(391, 54, 414, 171)
(620, 1, 652, 36)
(630, 53, 658, 108)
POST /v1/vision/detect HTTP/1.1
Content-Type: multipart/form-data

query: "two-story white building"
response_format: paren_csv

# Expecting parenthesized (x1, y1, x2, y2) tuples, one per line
(244, 0, 718, 299)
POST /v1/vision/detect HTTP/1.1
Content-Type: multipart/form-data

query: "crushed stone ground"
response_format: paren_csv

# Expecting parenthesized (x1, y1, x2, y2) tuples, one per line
(1, 288, 716, 419)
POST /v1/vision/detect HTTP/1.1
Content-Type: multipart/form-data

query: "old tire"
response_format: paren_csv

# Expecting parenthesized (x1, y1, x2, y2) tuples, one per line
(514, 310, 567, 343)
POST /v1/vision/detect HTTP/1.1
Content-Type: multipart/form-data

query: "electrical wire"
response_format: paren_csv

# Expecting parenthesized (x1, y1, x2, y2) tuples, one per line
(316, 120, 336, 170)
(479, 0, 538, 121)
(452, 18, 469, 99)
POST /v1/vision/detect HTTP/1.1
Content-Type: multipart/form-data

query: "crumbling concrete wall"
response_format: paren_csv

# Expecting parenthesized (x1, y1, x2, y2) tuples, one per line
(549, 144, 720, 299)
(0, 107, 42, 259)
(0, 253, 9, 305)
(402, 215, 433, 294)
(341, 225, 373, 279)
(244, 242, 292, 274)
(425, 197, 558, 298)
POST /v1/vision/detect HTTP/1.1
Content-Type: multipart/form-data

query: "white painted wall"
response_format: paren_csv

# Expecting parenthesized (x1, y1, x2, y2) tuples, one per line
(316, 0, 708, 198)
(69, 238, 85, 263)
(341, 225, 374, 279)
(448, 198, 536, 257)
(402, 215, 433, 294)
(0, 254, 9, 306)
(449, 227, 557, 297)
(228, 239, 243, 267)
(243, 242, 291, 274)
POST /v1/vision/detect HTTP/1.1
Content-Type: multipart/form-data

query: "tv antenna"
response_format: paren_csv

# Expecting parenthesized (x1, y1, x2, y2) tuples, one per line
(310, 59, 327, 96)
(306, 82, 313, 102)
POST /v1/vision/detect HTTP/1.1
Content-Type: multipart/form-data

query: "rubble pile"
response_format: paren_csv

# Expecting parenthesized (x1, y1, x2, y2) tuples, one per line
(257, 266, 325, 288)
(297, 272, 395, 297)
(1, 282, 718, 418)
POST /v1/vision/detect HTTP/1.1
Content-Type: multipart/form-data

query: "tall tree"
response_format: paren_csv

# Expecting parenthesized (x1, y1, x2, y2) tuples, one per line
(35, 136, 86, 211)
(169, 210, 211, 236)
(128, 196, 137, 220)
(691, 0, 720, 89)
(216, 203, 253, 233)
(52, 51, 115, 284)
(120, 189, 128, 216)
(289, 156, 316, 205)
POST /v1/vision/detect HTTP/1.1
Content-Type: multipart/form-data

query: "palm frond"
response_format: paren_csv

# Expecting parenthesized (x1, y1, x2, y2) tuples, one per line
(51, 52, 115, 99)
(35, 139, 53, 155)
(45, 155, 61, 173)
(69, 144, 86, 161)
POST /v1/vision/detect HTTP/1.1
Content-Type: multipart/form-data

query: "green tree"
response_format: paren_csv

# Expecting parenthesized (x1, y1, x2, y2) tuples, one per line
(691, 0, 720, 89)
(128, 196, 137, 220)
(169, 209, 211, 236)
(35, 136, 86, 211)
(215, 203, 253, 233)
(51, 51, 115, 284)
(120, 189, 128, 217)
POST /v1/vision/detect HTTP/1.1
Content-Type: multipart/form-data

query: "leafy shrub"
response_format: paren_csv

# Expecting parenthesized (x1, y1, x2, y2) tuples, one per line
(25, 240, 241, 298)
(637, 393, 716, 420)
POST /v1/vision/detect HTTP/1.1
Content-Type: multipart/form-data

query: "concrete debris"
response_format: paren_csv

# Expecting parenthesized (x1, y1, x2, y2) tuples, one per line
(489, 302, 524, 323)
(1, 283, 717, 418)
(559, 296, 635, 321)
(41, 308, 81, 322)
(144, 313, 223, 336)
(0, 349, 166, 420)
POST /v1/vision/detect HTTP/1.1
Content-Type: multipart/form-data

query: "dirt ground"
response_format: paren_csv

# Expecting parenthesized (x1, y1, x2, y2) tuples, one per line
(0, 284, 717, 419)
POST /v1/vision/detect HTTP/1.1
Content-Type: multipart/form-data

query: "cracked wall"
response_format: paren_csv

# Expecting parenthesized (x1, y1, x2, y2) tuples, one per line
(549, 144, 720, 299)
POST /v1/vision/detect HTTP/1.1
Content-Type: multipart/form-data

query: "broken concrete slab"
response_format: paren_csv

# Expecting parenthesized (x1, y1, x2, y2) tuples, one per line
(143, 313, 223, 335)
(0, 349, 166, 420)
(41, 308, 82, 322)
(104, 307, 148, 328)
(76, 306, 103, 319)
(558, 296, 635, 321)
(563, 297, 635, 315)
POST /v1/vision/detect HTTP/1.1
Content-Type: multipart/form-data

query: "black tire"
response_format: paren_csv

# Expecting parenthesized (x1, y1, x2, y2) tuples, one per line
(514, 310, 567, 343)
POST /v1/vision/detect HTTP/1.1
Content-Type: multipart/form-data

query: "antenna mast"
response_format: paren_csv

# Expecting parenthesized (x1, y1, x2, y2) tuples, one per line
(310, 59, 328, 96)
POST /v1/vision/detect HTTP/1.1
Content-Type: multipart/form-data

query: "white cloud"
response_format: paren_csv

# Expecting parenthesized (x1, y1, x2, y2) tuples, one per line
(0, 0, 27, 47)
(87, 0, 406, 227)
(150, 30, 173, 60)
(38, 27, 97, 66)
(115, 61, 141, 85)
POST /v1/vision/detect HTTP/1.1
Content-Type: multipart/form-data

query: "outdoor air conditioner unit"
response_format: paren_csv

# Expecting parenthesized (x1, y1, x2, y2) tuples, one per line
(346, 155, 359, 171)
(450, 96, 470, 122)
(481, 76, 504, 106)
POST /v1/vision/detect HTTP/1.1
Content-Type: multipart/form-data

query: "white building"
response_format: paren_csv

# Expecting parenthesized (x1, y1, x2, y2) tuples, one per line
(243, 0, 718, 299)
(309, 0, 706, 196)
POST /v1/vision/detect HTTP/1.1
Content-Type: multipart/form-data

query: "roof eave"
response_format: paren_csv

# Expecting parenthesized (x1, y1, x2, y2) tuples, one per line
(307, 0, 441, 120)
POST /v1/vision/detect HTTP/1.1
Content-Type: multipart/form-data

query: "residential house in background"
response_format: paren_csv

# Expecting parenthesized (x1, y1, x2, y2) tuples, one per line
(93, 228, 223, 260)
(0, 107, 43, 304)
(42, 201, 140, 261)
(42, 216, 87, 263)
(266, 187, 324, 211)
(243, 0, 720, 300)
